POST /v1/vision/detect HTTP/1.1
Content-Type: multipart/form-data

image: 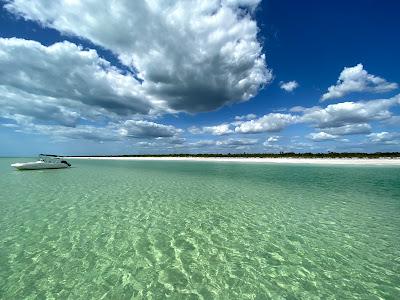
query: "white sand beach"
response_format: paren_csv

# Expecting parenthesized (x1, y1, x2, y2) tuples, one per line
(68, 156, 400, 165)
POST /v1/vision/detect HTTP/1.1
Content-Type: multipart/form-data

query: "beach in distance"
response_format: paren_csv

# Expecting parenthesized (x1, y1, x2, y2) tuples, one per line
(68, 156, 400, 166)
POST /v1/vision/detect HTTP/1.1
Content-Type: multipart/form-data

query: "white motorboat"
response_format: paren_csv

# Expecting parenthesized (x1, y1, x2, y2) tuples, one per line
(11, 154, 71, 170)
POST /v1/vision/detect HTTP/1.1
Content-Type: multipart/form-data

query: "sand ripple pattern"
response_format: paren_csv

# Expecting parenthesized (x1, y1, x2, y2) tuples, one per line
(1, 159, 399, 299)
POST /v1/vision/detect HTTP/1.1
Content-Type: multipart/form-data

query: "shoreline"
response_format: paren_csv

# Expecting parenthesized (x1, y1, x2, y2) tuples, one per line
(67, 156, 400, 166)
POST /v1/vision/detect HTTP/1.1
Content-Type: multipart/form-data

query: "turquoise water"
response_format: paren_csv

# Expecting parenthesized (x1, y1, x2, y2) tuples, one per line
(0, 158, 399, 299)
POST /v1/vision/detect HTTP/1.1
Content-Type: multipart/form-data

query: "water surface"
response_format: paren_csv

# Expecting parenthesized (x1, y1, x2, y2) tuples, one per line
(0, 158, 399, 299)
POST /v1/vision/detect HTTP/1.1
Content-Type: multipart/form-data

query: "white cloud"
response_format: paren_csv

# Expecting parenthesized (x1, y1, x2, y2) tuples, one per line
(323, 123, 371, 135)
(5, 0, 271, 113)
(1, 123, 19, 128)
(136, 142, 182, 149)
(216, 138, 258, 146)
(25, 124, 122, 142)
(308, 132, 341, 142)
(204, 124, 233, 135)
(234, 113, 257, 121)
(263, 135, 280, 147)
(189, 137, 258, 149)
(234, 113, 298, 133)
(266, 136, 280, 143)
(136, 136, 186, 148)
(119, 120, 183, 138)
(230, 95, 400, 135)
(301, 95, 400, 128)
(188, 127, 203, 135)
(224, 0, 261, 10)
(190, 140, 217, 148)
(0, 85, 86, 127)
(321, 64, 398, 101)
(189, 124, 233, 135)
(11, 119, 183, 142)
(137, 141, 158, 148)
(289, 106, 308, 113)
(368, 132, 400, 145)
(0, 38, 161, 125)
(383, 116, 400, 126)
(280, 80, 299, 92)
(1, 2, 274, 148)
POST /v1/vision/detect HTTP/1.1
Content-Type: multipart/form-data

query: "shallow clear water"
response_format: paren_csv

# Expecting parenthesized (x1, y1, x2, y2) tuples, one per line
(0, 158, 399, 299)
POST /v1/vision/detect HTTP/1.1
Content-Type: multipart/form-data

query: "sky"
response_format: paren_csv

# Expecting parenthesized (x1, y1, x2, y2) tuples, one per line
(0, 0, 399, 156)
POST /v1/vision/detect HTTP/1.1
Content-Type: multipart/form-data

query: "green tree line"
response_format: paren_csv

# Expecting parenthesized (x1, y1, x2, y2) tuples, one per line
(68, 152, 400, 159)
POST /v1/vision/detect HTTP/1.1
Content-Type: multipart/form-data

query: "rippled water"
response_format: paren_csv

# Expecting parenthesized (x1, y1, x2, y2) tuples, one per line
(0, 158, 399, 299)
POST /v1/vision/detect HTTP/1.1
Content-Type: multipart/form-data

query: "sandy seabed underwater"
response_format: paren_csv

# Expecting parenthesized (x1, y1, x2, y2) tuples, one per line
(1, 158, 399, 299)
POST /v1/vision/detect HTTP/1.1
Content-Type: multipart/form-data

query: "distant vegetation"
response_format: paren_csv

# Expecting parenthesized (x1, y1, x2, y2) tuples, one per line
(68, 152, 400, 159)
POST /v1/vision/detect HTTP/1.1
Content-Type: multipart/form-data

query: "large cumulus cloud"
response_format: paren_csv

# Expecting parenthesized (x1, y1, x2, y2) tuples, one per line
(16, 119, 183, 142)
(4, 0, 271, 113)
(0, 38, 163, 125)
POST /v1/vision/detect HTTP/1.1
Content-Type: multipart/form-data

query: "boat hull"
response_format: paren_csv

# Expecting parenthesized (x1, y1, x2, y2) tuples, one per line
(11, 161, 70, 170)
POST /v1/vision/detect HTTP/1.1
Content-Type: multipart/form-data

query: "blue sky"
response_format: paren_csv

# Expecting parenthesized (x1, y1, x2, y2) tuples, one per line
(0, 0, 399, 156)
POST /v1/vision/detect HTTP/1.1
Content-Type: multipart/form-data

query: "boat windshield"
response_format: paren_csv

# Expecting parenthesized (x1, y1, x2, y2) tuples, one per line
(39, 154, 63, 163)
